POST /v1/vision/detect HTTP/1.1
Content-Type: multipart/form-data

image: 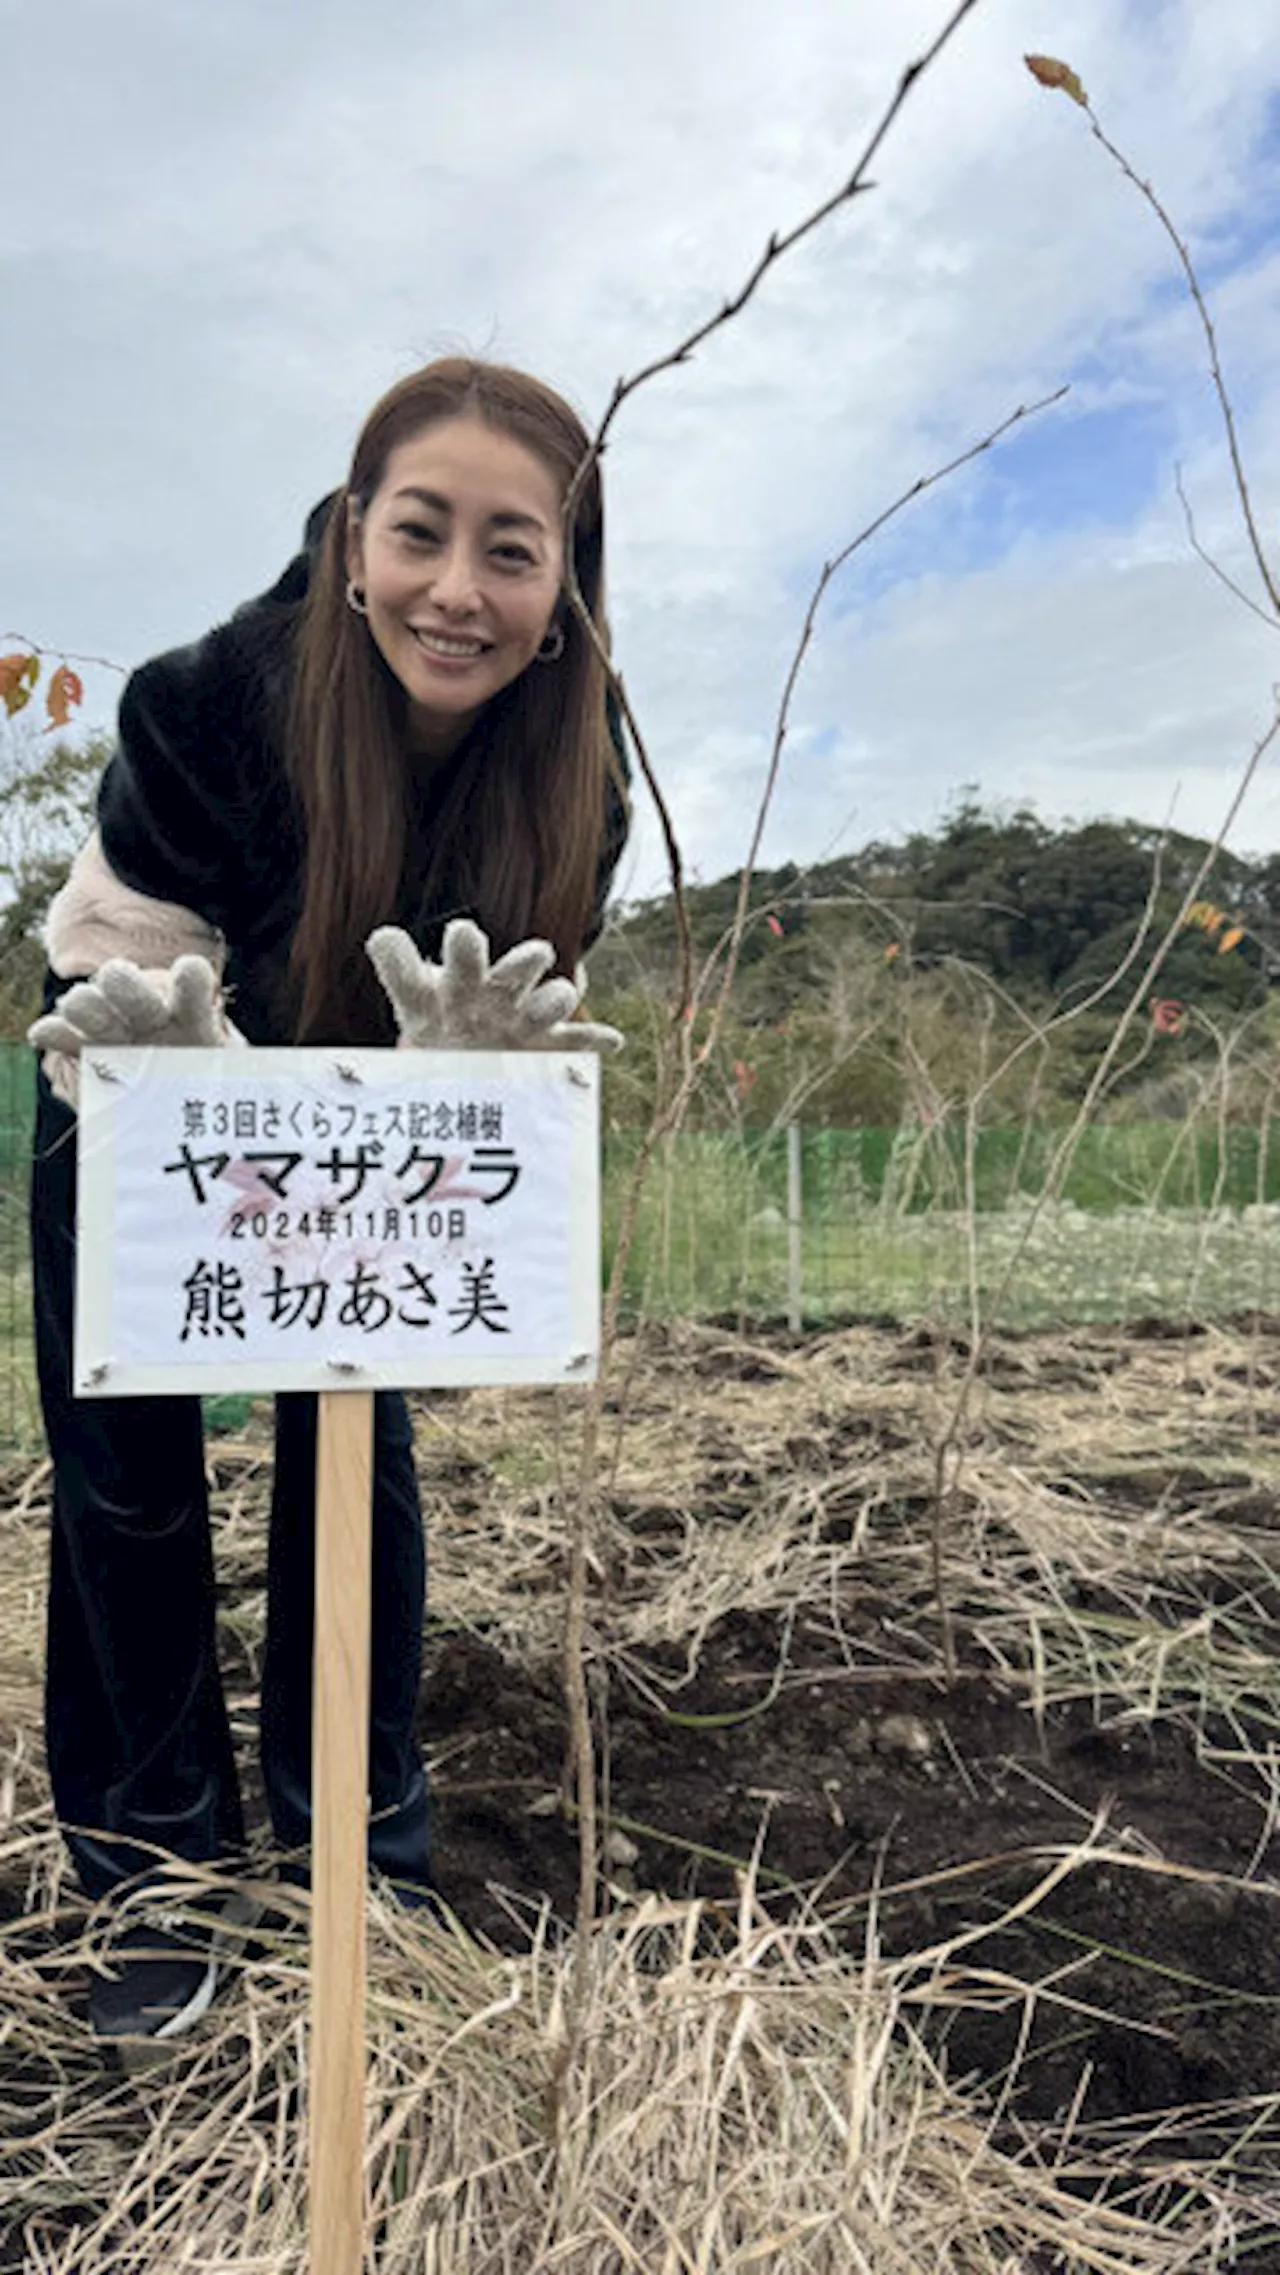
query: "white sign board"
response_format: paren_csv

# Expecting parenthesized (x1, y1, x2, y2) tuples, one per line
(75, 1047, 600, 1395)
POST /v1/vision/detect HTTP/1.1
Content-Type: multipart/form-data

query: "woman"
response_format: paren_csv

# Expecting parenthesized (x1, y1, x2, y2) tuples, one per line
(29, 358, 630, 2039)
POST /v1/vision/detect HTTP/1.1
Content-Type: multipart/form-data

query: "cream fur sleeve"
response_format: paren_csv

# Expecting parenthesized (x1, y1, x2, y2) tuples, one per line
(40, 831, 241, 1106)
(46, 830, 228, 981)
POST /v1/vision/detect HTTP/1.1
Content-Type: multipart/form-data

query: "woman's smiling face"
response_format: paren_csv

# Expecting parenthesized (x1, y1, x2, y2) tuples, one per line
(346, 414, 565, 756)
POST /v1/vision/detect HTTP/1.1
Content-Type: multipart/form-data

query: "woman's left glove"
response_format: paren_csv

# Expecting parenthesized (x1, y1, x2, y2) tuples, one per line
(366, 919, 623, 1054)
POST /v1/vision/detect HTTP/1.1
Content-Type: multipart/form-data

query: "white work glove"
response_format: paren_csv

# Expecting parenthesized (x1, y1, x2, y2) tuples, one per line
(29, 956, 226, 1060)
(366, 918, 623, 1054)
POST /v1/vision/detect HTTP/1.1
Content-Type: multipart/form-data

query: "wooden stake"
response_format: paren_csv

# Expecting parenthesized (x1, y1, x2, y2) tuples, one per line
(310, 1388, 374, 2275)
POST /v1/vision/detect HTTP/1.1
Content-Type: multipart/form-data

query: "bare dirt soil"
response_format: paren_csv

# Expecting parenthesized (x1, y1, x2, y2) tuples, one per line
(425, 1616, 1280, 2129)
(406, 1316, 1280, 2135)
(207, 1312, 1280, 2143)
(3, 1312, 1280, 2267)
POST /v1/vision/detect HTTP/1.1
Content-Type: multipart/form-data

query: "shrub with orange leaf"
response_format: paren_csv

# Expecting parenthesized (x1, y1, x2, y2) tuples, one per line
(0, 654, 40, 719)
(0, 648, 85, 731)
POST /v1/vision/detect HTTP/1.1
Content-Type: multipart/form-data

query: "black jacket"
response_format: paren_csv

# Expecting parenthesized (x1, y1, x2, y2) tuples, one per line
(96, 501, 630, 1045)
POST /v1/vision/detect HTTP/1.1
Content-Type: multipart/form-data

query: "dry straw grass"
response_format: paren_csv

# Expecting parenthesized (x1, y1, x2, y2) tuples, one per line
(404, 1315, 1280, 1757)
(1, 1318, 1279, 2267)
(2, 1849, 1278, 2271)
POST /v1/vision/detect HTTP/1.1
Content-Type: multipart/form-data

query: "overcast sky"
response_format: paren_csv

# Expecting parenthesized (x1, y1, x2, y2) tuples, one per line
(5, 0, 1280, 903)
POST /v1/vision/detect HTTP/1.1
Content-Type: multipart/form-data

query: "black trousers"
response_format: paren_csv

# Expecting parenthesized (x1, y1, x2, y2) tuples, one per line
(30, 1053, 432, 1901)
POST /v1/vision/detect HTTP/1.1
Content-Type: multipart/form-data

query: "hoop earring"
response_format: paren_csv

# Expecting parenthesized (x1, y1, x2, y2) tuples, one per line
(535, 624, 565, 663)
(345, 579, 368, 617)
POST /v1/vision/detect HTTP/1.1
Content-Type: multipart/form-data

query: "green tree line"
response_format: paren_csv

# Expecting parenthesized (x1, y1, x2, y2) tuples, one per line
(587, 797, 1279, 1132)
(4, 740, 1276, 1134)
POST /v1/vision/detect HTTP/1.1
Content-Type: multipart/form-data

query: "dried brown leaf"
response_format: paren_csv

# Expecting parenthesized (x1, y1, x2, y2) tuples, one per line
(1025, 53, 1089, 108)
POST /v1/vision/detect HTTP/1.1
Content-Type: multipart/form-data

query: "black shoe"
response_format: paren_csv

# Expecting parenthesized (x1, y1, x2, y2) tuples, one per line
(87, 1913, 220, 2042)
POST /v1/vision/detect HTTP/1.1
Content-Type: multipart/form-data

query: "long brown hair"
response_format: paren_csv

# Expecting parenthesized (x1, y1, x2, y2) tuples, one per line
(286, 358, 621, 1042)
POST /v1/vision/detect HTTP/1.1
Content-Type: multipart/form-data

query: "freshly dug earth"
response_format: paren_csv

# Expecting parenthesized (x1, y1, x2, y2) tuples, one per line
(425, 1616, 1280, 2128)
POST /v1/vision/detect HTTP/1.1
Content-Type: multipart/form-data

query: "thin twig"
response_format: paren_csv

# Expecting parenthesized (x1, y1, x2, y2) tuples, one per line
(1084, 108, 1280, 622)
(1174, 468, 1280, 634)
(0, 632, 125, 676)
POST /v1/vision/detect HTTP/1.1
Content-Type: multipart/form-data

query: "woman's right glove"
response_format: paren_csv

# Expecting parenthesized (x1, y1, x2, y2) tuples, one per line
(29, 957, 228, 1106)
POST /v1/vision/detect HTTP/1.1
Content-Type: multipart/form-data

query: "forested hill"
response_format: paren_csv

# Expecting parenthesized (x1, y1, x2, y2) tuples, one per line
(592, 800, 1279, 1021)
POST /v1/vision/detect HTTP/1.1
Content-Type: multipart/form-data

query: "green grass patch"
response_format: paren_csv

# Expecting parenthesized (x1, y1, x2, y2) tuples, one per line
(601, 1130, 1280, 1327)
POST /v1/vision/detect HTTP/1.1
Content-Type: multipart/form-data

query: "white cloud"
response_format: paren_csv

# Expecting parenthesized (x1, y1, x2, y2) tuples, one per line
(4, 0, 1280, 906)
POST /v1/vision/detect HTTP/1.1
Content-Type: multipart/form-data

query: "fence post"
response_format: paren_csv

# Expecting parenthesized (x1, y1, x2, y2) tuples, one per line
(787, 1121, 803, 1332)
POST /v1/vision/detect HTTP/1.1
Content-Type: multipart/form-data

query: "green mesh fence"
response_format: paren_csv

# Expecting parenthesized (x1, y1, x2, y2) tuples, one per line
(0, 1043, 35, 1176)
(3, 1069, 1277, 1454)
(601, 1122, 1280, 1331)
(0, 1044, 36, 1450)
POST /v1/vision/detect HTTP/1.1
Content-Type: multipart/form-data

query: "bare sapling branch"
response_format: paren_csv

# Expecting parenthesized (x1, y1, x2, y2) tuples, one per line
(559, 390, 1069, 1961)
(1026, 54, 1280, 625)
(690, 389, 1070, 1040)
(634, 387, 1069, 1155)
(1085, 121, 1280, 623)
(561, 0, 990, 1017)
(578, 0, 986, 487)
(598, 390, 1071, 1266)
(555, 0, 1002, 1962)
(926, 703, 1280, 1673)
(925, 60, 1280, 1671)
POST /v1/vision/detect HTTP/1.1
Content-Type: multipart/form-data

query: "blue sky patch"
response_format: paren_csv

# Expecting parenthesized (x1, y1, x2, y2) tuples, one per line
(823, 390, 1174, 617)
